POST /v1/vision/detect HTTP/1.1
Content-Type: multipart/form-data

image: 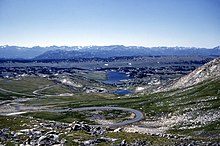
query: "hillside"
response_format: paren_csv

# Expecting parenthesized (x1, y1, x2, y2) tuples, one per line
(169, 57, 220, 90)
(0, 57, 219, 145)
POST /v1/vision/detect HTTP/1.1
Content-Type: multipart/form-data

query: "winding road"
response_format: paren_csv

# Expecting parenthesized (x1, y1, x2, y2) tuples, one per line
(0, 85, 144, 127)
(49, 106, 144, 127)
(3, 106, 144, 127)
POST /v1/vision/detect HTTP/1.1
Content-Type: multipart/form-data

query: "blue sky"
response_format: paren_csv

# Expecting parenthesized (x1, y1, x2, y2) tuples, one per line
(0, 0, 220, 48)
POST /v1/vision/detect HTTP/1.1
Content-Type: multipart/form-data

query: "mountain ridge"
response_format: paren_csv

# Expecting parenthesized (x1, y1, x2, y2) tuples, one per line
(1, 45, 220, 59)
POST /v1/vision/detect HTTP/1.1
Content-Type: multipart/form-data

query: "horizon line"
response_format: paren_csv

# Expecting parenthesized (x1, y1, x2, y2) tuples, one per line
(0, 44, 219, 49)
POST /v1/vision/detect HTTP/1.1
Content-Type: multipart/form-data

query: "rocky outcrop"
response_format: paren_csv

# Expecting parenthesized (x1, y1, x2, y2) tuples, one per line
(68, 121, 106, 136)
(170, 57, 220, 89)
(0, 121, 106, 145)
(1, 120, 219, 145)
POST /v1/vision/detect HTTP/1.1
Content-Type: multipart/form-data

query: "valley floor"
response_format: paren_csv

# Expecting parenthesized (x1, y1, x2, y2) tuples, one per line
(0, 56, 219, 145)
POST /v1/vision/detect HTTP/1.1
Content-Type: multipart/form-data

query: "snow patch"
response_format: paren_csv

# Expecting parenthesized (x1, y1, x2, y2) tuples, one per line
(135, 87, 145, 92)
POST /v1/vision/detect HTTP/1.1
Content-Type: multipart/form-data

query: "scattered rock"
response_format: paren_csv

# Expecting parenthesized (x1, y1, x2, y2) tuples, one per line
(0, 119, 219, 145)
(114, 127, 122, 132)
(74, 137, 117, 146)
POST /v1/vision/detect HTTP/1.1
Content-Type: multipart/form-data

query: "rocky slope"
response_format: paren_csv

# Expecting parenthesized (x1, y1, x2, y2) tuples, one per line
(169, 57, 220, 89)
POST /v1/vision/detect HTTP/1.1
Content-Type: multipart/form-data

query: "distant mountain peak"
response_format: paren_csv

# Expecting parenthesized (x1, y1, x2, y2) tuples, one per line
(0, 45, 220, 59)
(213, 46, 220, 49)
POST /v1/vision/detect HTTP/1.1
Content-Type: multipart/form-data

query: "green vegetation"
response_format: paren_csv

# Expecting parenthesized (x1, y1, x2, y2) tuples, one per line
(23, 111, 95, 124)
(0, 90, 17, 100)
(0, 74, 219, 143)
(107, 132, 180, 145)
(24, 93, 115, 106)
(59, 130, 95, 146)
(169, 120, 220, 141)
(100, 110, 131, 120)
(82, 71, 107, 81)
(22, 77, 220, 139)
(37, 85, 73, 95)
(24, 77, 220, 119)
(0, 88, 33, 100)
(0, 77, 55, 94)
(0, 116, 31, 131)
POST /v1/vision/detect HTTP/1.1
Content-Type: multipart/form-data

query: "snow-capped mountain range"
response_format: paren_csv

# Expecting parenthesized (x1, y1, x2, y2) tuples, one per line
(0, 45, 220, 59)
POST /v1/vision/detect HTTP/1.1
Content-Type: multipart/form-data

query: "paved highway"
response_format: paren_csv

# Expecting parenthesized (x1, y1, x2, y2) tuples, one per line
(50, 106, 144, 127)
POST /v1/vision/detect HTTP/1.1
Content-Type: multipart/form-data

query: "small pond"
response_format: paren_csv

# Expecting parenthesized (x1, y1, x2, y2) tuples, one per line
(115, 90, 132, 95)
